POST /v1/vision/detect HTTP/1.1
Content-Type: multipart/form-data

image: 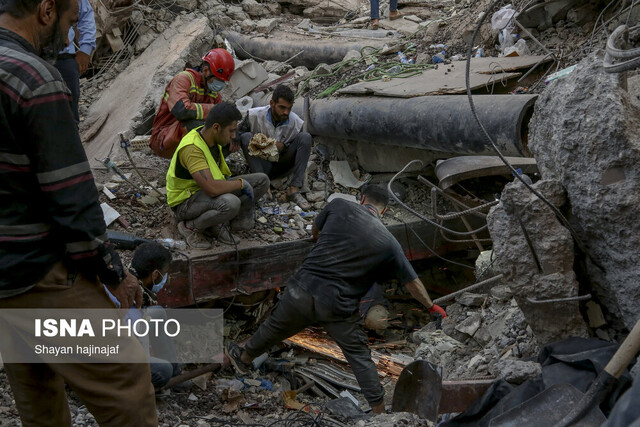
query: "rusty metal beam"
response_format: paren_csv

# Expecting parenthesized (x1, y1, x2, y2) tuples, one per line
(159, 218, 485, 307)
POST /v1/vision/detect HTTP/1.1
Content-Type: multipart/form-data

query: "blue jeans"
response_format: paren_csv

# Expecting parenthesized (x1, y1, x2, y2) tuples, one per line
(370, 0, 398, 19)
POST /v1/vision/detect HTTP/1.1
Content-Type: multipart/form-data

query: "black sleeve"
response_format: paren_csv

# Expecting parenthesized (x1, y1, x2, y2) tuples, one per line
(238, 114, 251, 134)
(314, 200, 337, 231)
(390, 241, 418, 285)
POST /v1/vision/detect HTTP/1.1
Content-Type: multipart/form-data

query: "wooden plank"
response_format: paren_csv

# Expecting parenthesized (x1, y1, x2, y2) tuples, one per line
(337, 56, 551, 98)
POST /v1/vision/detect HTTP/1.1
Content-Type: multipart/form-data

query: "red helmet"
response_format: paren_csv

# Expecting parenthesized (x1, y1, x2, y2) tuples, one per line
(202, 49, 235, 82)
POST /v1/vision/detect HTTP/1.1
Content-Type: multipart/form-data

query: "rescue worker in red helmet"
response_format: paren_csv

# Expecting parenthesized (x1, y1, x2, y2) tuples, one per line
(149, 48, 236, 158)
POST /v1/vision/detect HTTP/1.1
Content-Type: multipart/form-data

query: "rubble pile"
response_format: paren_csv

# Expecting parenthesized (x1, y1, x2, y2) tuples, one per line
(412, 262, 540, 381)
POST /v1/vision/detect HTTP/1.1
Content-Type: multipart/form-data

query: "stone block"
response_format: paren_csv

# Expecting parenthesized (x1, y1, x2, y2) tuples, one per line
(492, 359, 542, 384)
(240, 19, 255, 33)
(255, 18, 279, 34)
(456, 292, 487, 307)
(314, 63, 333, 77)
(342, 49, 361, 62)
(455, 313, 482, 336)
(306, 191, 325, 202)
(242, 0, 266, 18)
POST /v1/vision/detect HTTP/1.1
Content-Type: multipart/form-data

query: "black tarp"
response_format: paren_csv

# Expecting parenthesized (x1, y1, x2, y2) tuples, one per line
(441, 337, 633, 426)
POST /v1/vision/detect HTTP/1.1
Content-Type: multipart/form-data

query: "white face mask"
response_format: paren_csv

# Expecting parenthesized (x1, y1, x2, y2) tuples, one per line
(151, 272, 168, 293)
(208, 79, 225, 93)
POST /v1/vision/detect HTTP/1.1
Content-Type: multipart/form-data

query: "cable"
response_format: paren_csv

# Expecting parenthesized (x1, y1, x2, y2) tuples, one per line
(464, 0, 602, 270)
(388, 160, 489, 237)
(396, 217, 475, 270)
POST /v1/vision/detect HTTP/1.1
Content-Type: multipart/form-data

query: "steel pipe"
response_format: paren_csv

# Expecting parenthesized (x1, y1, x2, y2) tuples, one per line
(293, 95, 537, 156)
(223, 31, 388, 68)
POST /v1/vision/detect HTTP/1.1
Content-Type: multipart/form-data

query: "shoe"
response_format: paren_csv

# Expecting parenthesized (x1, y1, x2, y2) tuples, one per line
(212, 225, 240, 246)
(225, 341, 251, 375)
(178, 221, 212, 250)
(370, 19, 379, 30)
(287, 191, 311, 211)
(171, 379, 194, 392)
(389, 11, 403, 21)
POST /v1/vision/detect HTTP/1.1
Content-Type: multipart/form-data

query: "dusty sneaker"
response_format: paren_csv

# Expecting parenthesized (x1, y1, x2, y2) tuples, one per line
(225, 341, 251, 375)
(212, 225, 240, 245)
(287, 191, 311, 211)
(178, 221, 212, 250)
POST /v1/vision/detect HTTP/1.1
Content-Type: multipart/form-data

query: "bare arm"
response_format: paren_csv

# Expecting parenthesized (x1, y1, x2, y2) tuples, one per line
(191, 168, 242, 198)
(404, 277, 434, 309)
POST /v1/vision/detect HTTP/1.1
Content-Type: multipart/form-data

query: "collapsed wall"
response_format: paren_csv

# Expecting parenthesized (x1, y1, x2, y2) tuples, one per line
(527, 54, 640, 332)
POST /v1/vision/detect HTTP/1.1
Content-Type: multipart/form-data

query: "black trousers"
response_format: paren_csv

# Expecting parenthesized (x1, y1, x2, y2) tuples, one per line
(54, 55, 80, 125)
(245, 284, 385, 406)
(240, 131, 312, 188)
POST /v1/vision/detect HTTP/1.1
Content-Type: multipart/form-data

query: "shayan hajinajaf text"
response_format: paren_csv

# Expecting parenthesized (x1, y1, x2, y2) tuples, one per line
(34, 344, 121, 357)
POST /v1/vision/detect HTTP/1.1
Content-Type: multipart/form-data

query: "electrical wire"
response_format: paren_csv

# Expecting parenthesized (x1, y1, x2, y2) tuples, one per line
(464, 0, 602, 270)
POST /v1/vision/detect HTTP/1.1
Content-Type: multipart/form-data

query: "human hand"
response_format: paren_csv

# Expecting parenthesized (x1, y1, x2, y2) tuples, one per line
(229, 139, 241, 153)
(76, 51, 90, 75)
(276, 141, 285, 152)
(428, 304, 447, 318)
(106, 272, 143, 309)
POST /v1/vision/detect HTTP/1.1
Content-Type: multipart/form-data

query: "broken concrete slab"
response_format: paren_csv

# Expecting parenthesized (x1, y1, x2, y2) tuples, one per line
(221, 59, 268, 99)
(82, 14, 213, 163)
(338, 56, 551, 97)
(487, 179, 589, 344)
(528, 54, 640, 331)
(329, 161, 365, 189)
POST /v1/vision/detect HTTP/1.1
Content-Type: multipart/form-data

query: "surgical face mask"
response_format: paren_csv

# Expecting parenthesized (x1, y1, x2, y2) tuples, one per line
(208, 78, 226, 93)
(151, 272, 168, 293)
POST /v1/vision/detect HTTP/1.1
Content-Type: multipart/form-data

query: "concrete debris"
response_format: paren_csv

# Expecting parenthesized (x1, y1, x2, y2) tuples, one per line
(241, 0, 267, 19)
(492, 359, 542, 384)
(342, 50, 362, 62)
(456, 292, 487, 307)
(222, 59, 268, 99)
(487, 179, 589, 344)
(455, 313, 482, 336)
(255, 18, 279, 34)
(528, 54, 640, 332)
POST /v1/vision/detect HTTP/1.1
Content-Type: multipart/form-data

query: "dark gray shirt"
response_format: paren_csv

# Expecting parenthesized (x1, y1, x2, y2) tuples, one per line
(292, 199, 417, 314)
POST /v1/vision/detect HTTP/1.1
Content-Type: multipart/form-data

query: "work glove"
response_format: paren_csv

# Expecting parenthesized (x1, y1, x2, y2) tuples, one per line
(428, 304, 447, 318)
(239, 178, 254, 201)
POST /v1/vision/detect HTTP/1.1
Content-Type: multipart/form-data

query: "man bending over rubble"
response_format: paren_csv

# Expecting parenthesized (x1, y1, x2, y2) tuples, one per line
(226, 184, 446, 413)
(150, 48, 235, 158)
(166, 102, 269, 249)
(239, 84, 312, 211)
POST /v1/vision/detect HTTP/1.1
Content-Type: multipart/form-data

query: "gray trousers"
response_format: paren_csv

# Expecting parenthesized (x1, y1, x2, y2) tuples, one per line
(174, 173, 269, 231)
(244, 284, 385, 406)
(240, 131, 312, 188)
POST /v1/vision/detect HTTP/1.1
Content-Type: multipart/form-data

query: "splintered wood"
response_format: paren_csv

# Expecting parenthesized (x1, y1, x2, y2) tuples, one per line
(286, 329, 412, 378)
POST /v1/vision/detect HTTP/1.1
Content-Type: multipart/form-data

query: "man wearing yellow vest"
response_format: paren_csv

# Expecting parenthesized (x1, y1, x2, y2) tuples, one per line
(166, 103, 269, 249)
